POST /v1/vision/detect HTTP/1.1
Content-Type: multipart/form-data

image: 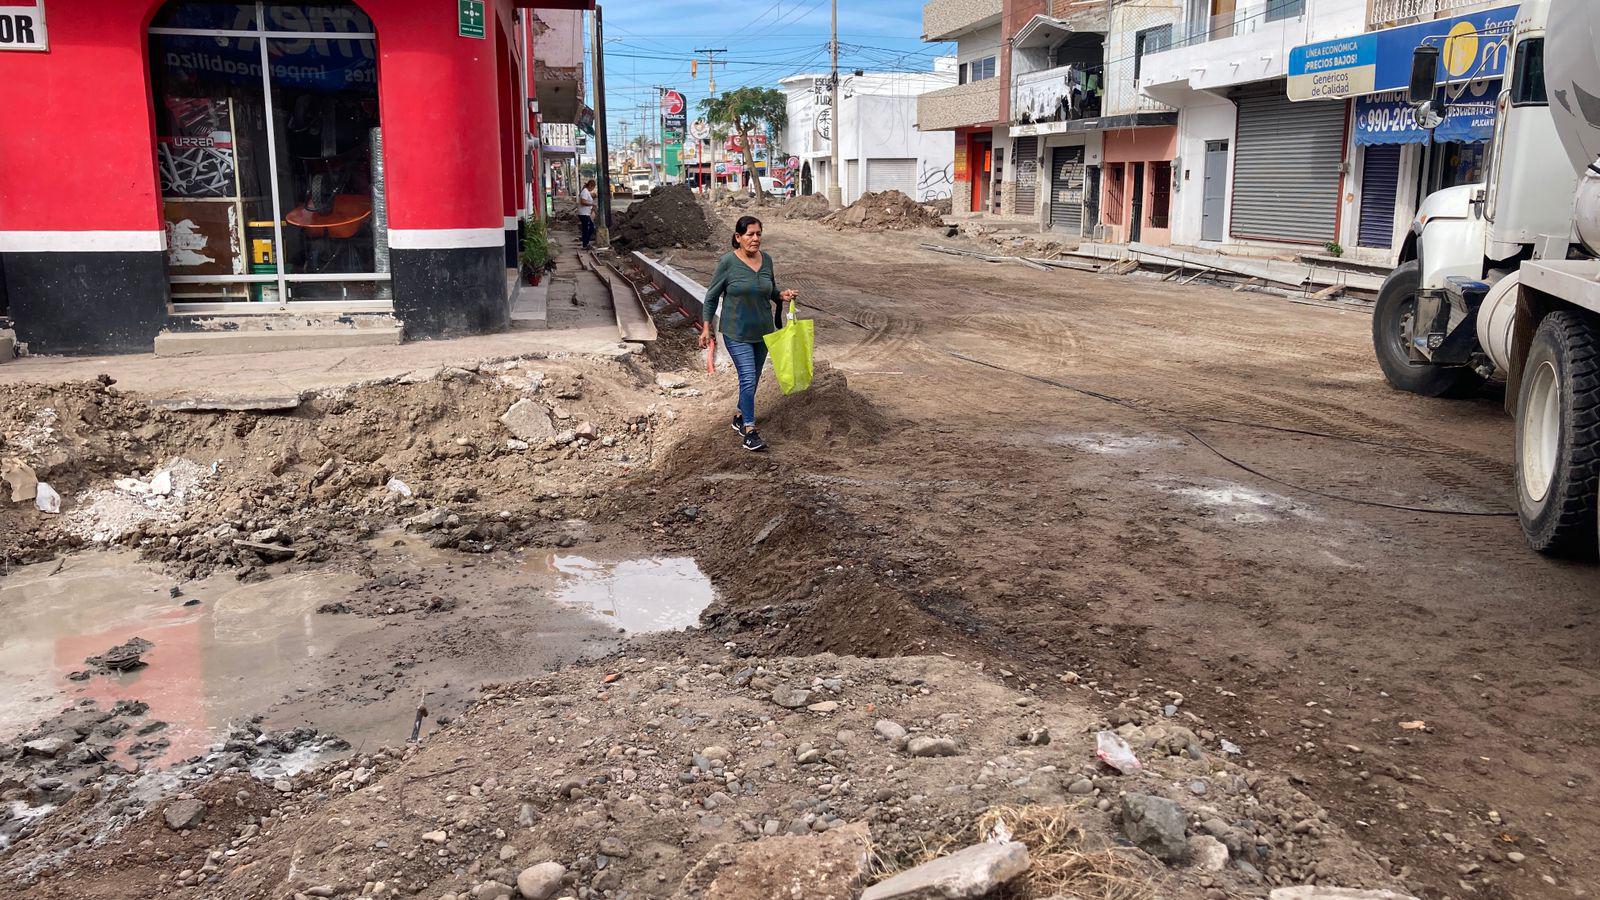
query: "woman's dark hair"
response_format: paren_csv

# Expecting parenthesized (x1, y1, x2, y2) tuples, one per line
(732, 215, 763, 248)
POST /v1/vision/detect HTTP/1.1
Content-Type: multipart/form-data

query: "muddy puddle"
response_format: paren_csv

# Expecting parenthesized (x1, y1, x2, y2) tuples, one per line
(0, 542, 713, 766)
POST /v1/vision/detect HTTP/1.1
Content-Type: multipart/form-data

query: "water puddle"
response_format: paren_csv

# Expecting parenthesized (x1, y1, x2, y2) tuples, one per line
(0, 542, 716, 768)
(1155, 479, 1316, 524)
(0, 552, 365, 760)
(1049, 431, 1178, 455)
(527, 553, 714, 633)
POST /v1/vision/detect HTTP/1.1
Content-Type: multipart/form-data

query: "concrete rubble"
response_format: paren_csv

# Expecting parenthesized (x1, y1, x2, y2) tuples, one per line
(861, 840, 1030, 900)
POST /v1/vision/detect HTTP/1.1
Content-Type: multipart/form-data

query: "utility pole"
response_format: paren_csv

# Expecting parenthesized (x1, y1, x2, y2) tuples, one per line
(696, 48, 725, 198)
(590, 4, 612, 243)
(827, 0, 842, 207)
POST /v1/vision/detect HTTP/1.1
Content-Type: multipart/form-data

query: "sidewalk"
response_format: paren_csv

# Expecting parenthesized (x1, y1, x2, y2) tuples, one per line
(0, 232, 627, 404)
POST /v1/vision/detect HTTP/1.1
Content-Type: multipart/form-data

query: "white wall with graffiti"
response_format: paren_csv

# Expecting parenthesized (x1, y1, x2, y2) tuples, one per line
(780, 62, 956, 204)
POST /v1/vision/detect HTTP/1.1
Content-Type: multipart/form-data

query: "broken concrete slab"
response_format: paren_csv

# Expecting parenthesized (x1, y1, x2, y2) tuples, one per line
(2, 458, 39, 503)
(150, 395, 304, 413)
(861, 840, 1029, 900)
(23, 738, 72, 758)
(676, 821, 871, 900)
(499, 399, 557, 444)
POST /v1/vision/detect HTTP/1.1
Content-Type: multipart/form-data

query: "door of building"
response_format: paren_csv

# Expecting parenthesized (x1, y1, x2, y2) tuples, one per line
(1013, 136, 1039, 215)
(1048, 145, 1085, 233)
(1230, 81, 1345, 243)
(148, 1, 386, 310)
(1083, 165, 1101, 238)
(972, 133, 993, 213)
(1202, 140, 1228, 242)
(846, 160, 859, 203)
(865, 158, 917, 195)
(1358, 145, 1402, 249)
(1130, 162, 1145, 243)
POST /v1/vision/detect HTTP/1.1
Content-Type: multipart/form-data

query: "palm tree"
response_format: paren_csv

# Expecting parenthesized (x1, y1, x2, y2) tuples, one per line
(699, 87, 787, 206)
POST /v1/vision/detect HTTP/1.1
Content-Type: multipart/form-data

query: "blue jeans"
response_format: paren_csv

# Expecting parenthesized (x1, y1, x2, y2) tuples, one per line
(579, 214, 595, 248)
(725, 338, 768, 427)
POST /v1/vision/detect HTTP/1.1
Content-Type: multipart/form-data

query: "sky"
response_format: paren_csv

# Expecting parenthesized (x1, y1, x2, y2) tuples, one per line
(584, 0, 954, 152)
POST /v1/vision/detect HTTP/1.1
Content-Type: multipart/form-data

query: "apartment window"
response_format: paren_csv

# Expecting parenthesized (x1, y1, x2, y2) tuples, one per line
(1133, 26, 1172, 82)
(967, 56, 996, 82)
(1265, 0, 1305, 22)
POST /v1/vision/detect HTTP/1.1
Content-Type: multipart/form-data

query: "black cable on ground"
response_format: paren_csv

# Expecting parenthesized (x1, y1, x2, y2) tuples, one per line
(659, 259, 1517, 517)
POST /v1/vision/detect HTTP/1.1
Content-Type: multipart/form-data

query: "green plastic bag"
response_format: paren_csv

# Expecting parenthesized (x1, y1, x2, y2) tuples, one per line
(763, 299, 814, 395)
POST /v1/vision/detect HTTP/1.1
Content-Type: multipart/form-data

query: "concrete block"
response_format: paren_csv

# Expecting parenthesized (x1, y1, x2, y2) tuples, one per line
(154, 325, 402, 358)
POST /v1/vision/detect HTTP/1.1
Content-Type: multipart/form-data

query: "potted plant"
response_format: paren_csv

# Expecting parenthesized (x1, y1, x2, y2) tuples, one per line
(521, 218, 555, 285)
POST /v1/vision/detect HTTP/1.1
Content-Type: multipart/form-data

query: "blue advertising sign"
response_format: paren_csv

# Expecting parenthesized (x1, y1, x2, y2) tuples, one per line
(1354, 81, 1500, 145)
(1288, 5, 1517, 101)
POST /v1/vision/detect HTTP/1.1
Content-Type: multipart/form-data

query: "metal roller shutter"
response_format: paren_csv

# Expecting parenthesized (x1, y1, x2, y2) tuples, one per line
(1357, 145, 1401, 248)
(1012, 136, 1039, 213)
(1049, 146, 1085, 233)
(865, 158, 917, 195)
(1230, 82, 1347, 243)
(846, 160, 859, 203)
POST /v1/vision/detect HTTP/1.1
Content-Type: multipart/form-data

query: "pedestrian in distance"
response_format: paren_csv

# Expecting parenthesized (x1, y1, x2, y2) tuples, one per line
(578, 179, 597, 250)
(700, 215, 798, 452)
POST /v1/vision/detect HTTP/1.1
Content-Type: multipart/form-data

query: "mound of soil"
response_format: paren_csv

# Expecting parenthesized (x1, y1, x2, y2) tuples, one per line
(781, 193, 831, 220)
(824, 190, 944, 232)
(611, 184, 718, 250)
(757, 365, 890, 448)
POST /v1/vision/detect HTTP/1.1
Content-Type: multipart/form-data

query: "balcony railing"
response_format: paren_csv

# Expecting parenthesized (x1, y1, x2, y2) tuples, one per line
(1368, 0, 1485, 27)
(1180, 0, 1305, 45)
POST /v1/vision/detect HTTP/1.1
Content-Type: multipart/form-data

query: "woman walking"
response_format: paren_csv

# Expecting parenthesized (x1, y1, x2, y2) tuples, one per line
(701, 216, 798, 452)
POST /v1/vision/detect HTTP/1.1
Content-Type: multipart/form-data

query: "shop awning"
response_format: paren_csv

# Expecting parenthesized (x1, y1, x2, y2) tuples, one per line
(1353, 85, 1498, 146)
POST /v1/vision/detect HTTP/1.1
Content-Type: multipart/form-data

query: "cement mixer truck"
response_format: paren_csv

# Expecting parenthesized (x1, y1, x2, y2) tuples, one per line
(1372, 0, 1600, 556)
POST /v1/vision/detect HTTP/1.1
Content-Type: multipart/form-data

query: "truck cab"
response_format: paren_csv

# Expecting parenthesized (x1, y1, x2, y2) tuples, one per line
(1373, 0, 1600, 556)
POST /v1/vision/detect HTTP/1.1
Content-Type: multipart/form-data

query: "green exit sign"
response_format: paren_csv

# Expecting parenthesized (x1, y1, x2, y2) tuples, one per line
(458, 0, 485, 39)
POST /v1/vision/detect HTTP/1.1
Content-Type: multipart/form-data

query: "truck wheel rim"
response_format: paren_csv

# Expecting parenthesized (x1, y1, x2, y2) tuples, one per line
(1521, 360, 1561, 504)
(1393, 298, 1419, 367)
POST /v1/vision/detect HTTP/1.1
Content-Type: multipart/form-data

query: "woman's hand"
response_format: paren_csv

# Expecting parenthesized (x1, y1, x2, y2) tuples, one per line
(780, 289, 799, 303)
(698, 324, 715, 349)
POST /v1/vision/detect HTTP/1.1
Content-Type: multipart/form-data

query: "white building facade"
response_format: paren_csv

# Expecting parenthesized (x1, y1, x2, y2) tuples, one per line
(781, 63, 958, 205)
(1139, 0, 1514, 263)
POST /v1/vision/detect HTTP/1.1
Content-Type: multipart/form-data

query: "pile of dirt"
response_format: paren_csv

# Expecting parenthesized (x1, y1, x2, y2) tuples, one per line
(781, 193, 832, 220)
(0, 357, 685, 577)
(824, 190, 945, 231)
(757, 365, 891, 449)
(1, 651, 1404, 899)
(610, 184, 719, 250)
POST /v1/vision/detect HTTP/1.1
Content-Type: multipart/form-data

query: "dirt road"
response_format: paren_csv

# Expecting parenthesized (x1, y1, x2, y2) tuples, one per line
(2, 212, 1595, 900)
(665, 216, 1600, 899)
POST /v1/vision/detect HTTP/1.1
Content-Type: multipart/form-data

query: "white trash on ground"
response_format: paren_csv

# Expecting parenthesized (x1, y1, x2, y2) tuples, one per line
(1096, 730, 1142, 774)
(34, 483, 61, 514)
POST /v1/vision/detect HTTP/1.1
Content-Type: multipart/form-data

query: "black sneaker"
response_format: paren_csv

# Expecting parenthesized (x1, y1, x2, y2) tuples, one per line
(731, 413, 746, 435)
(742, 430, 768, 452)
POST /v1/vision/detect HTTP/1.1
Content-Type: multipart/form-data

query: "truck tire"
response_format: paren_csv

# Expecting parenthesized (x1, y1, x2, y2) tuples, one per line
(1371, 261, 1484, 397)
(1516, 310, 1600, 557)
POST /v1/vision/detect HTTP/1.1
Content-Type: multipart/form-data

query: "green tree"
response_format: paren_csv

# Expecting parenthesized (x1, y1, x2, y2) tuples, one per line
(699, 87, 787, 205)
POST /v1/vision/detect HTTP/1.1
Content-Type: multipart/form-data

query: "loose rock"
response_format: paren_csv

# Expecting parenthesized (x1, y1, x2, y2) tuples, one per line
(861, 840, 1029, 900)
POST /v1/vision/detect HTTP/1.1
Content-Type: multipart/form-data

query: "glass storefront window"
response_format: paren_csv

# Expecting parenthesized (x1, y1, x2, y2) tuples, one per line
(149, 2, 385, 308)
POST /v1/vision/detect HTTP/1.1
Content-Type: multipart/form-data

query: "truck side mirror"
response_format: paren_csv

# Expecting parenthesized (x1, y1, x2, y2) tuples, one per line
(1408, 45, 1440, 105)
